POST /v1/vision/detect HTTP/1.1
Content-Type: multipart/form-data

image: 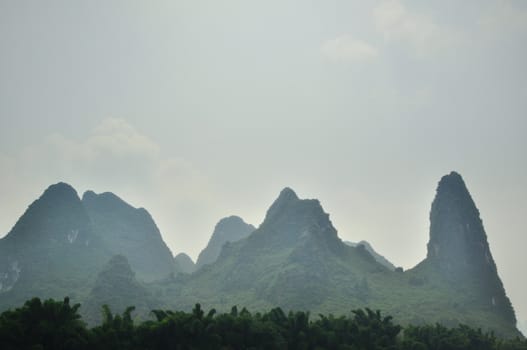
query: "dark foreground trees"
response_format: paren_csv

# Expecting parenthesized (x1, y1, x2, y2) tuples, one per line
(0, 297, 89, 350)
(0, 297, 526, 350)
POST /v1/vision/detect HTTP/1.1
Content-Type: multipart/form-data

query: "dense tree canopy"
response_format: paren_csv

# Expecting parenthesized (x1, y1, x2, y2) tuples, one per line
(0, 297, 525, 350)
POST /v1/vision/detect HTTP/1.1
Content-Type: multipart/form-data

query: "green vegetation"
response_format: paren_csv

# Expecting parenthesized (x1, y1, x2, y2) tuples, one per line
(0, 174, 522, 338)
(0, 297, 526, 350)
(150, 179, 519, 338)
(82, 190, 177, 281)
(83, 255, 157, 325)
(0, 183, 177, 315)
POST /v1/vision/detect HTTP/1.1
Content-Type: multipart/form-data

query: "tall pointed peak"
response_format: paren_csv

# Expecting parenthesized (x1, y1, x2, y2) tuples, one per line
(257, 188, 340, 248)
(444, 170, 463, 180)
(433, 172, 476, 216)
(278, 187, 299, 201)
(263, 187, 301, 223)
(428, 171, 485, 263)
(3, 182, 92, 244)
(437, 171, 469, 193)
(425, 172, 516, 324)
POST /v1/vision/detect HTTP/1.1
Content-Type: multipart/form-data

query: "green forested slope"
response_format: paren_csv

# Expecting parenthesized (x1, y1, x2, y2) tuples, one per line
(0, 173, 521, 337)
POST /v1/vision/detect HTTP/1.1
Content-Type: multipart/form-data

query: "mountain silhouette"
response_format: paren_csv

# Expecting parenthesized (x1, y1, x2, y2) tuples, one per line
(0, 174, 520, 337)
(82, 190, 176, 281)
(196, 215, 254, 270)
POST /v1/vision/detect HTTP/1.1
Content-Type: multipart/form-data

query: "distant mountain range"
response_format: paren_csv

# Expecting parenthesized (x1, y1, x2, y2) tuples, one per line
(195, 215, 255, 270)
(0, 172, 520, 336)
(0, 184, 175, 311)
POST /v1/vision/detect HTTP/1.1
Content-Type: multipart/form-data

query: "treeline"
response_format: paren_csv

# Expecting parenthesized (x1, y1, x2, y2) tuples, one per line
(0, 298, 526, 350)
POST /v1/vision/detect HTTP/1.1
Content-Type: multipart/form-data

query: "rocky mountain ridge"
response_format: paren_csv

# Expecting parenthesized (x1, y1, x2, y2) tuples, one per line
(0, 183, 177, 310)
(0, 172, 520, 337)
(82, 190, 176, 281)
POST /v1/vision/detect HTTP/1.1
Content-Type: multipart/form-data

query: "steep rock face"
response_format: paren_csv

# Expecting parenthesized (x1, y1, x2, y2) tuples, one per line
(83, 255, 153, 325)
(195, 216, 254, 269)
(160, 181, 519, 337)
(240, 188, 381, 308)
(427, 172, 490, 269)
(174, 253, 196, 274)
(243, 188, 343, 254)
(169, 188, 384, 312)
(0, 177, 520, 337)
(82, 191, 176, 282)
(0, 183, 103, 308)
(418, 171, 515, 324)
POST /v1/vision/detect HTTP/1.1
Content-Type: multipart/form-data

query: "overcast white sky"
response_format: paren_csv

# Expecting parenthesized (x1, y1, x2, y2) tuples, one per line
(1, 0, 526, 326)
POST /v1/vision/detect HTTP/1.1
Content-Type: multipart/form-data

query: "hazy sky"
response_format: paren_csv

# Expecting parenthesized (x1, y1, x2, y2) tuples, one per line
(1, 0, 526, 325)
